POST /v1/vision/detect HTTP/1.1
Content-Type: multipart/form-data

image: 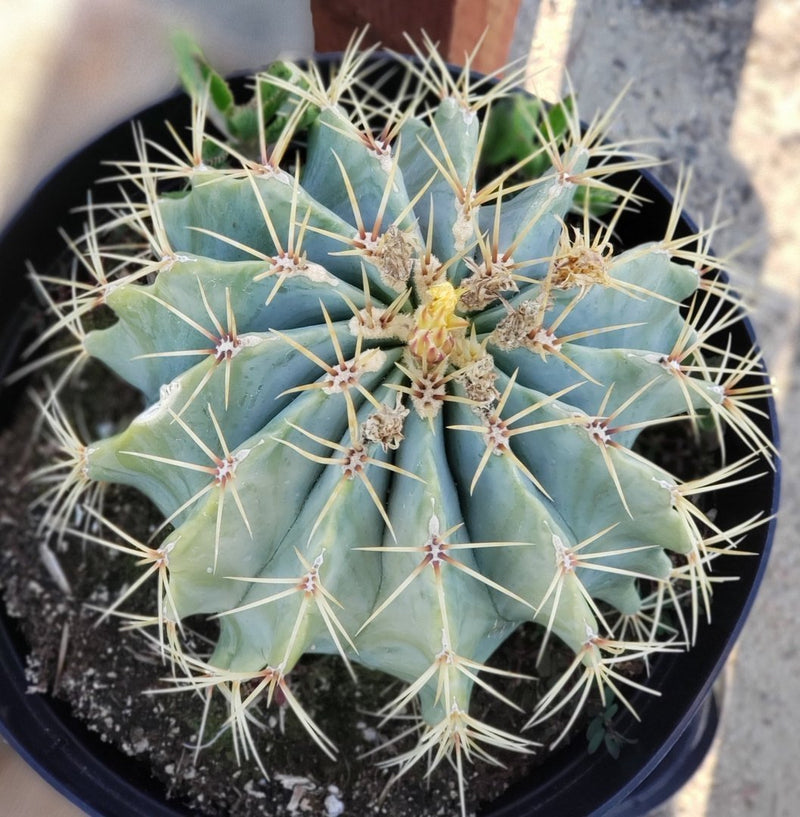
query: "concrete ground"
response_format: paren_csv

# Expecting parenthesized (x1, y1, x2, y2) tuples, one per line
(0, 1, 798, 815)
(511, 3, 800, 815)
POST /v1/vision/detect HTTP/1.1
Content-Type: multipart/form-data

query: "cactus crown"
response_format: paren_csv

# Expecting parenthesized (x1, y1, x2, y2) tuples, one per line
(16, 32, 776, 816)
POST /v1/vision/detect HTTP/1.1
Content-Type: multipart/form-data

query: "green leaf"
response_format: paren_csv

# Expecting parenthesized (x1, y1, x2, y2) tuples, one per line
(202, 65, 235, 117)
(481, 96, 543, 168)
(605, 733, 622, 760)
(258, 62, 294, 116)
(587, 725, 605, 754)
(573, 185, 620, 218)
(227, 105, 259, 143)
(172, 30, 234, 117)
(544, 97, 573, 140)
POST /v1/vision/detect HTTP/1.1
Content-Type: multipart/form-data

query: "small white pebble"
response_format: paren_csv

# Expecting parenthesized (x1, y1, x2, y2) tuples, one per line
(243, 779, 265, 799)
(324, 792, 345, 817)
(132, 737, 149, 754)
(358, 724, 379, 744)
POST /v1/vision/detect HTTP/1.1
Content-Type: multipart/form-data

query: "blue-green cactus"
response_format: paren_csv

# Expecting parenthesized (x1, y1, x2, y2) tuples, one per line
(23, 33, 775, 815)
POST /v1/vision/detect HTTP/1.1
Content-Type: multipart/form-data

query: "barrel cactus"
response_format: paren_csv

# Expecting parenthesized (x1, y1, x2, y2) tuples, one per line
(23, 34, 775, 815)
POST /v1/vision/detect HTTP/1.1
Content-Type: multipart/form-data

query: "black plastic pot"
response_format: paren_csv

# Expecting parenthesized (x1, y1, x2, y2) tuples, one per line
(0, 55, 780, 817)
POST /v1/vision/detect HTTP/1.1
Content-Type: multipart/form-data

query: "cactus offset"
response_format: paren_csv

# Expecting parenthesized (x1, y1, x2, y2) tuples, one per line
(20, 34, 775, 815)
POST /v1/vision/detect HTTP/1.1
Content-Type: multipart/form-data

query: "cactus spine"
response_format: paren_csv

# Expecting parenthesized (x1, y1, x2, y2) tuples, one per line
(21, 33, 775, 815)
